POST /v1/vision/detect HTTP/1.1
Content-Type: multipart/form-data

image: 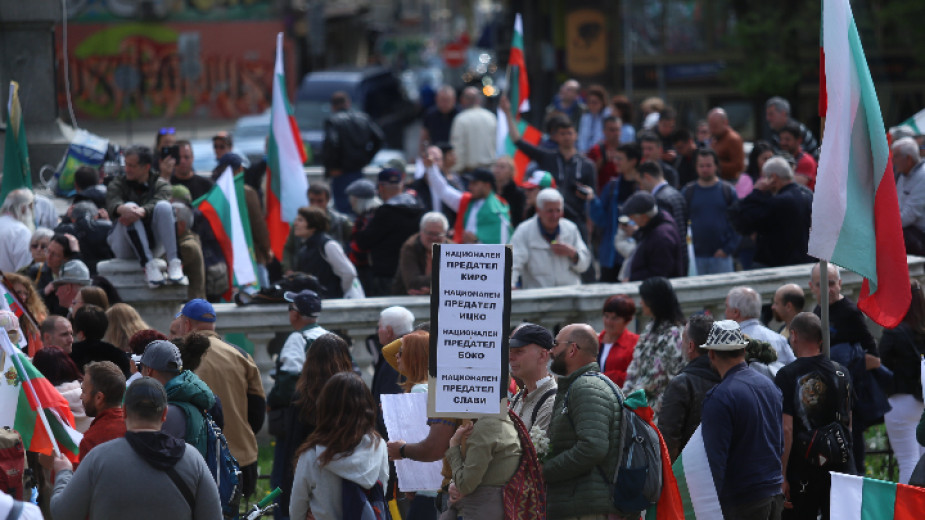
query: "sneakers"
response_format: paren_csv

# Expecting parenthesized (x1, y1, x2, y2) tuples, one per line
(145, 260, 165, 288)
(167, 258, 189, 286)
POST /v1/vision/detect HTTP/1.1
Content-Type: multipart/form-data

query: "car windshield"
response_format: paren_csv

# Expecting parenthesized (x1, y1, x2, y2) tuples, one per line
(294, 101, 329, 132)
(234, 122, 269, 138)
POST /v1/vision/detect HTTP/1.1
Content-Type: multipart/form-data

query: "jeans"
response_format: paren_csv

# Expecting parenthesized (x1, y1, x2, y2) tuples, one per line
(695, 255, 734, 275)
(722, 494, 784, 520)
(885, 394, 925, 483)
(107, 200, 178, 265)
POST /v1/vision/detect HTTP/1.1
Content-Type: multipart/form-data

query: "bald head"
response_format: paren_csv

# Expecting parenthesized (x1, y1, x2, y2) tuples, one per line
(560, 323, 599, 359)
(707, 108, 729, 137)
(772, 283, 805, 324)
(460, 87, 481, 109)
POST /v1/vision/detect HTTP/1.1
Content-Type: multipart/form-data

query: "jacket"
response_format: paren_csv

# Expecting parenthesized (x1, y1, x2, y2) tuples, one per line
(544, 362, 623, 519)
(354, 195, 424, 279)
(105, 172, 172, 224)
(322, 110, 384, 172)
(69, 339, 131, 378)
(880, 324, 925, 398)
(622, 320, 685, 415)
(509, 376, 558, 433)
(598, 328, 640, 388)
(392, 232, 430, 295)
(51, 432, 222, 520)
(163, 370, 217, 459)
(54, 217, 113, 275)
(657, 354, 720, 459)
(295, 232, 345, 299)
(178, 231, 206, 300)
(514, 139, 597, 234)
(510, 216, 591, 289)
(77, 407, 126, 467)
(736, 183, 813, 267)
(290, 433, 390, 520)
(653, 183, 688, 273)
(446, 414, 521, 496)
(628, 210, 684, 281)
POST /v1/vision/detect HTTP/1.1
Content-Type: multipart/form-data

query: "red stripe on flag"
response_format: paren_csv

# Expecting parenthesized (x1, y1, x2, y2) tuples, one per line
(198, 200, 235, 301)
(288, 115, 307, 164)
(514, 125, 543, 186)
(818, 47, 827, 117)
(895, 483, 925, 519)
(265, 169, 290, 261)
(857, 153, 911, 328)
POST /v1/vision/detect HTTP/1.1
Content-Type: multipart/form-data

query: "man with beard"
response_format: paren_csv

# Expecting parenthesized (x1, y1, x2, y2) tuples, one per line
(76, 361, 126, 466)
(770, 284, 805, 339)
(0, 188, 35, 273)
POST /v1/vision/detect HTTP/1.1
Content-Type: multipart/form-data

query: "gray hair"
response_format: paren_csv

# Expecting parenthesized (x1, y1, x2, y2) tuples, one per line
(350, 195, 382, 216)
(71, 201, 99, 221)
(380, 306, 415, 336)
(1, 188, 34, 215)
(762, 156, 794, 180)
(536, 188, 564, 209)
(765, 96, 791, 115)
(420, 211, 449, 231)
(892, 137, 920, 161)
(31, 227, 54, 244)
(172, 202, 194, 229)
(727, 286, 762, 319)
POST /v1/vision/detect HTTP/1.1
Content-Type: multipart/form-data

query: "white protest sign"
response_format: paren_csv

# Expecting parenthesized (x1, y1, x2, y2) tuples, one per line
(381, 392, 443, 492)
(428, 244, 511, 418)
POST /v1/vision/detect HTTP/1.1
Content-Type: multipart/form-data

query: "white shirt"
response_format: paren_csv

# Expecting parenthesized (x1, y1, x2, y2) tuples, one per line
(739, 318, 796, 369)
(0, 214, 32, 273)
(897, 160, 925, 232)
(450, 107, 497, 172)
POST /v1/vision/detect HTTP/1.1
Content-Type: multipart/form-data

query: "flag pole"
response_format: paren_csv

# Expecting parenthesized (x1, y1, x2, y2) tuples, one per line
(3, 333, 62, 458)
(820, 260, 831, 359)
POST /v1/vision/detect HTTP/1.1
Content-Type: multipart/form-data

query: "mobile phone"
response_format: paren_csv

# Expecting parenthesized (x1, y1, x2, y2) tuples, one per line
(160, 145, 180, 162)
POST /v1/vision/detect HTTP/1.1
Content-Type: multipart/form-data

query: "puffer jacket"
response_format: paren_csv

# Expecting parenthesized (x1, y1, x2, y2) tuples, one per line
(543, 362, 623, 519)
(165, 370, 216, 458)
(657, 355, 720, 459)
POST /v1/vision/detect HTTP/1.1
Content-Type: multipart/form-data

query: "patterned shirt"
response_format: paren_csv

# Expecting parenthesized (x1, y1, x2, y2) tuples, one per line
(622, 321, 684, 416)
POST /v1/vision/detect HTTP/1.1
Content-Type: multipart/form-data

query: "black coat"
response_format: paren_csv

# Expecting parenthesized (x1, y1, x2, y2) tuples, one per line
(736, 183, 813, 267)
(657, 355, 721, 458)
(629, 210, 684, 281)
(354, 195, 424, 279)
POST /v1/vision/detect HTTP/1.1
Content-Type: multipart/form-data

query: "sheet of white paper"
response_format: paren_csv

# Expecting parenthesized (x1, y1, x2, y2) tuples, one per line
(381, 392, 444, 492)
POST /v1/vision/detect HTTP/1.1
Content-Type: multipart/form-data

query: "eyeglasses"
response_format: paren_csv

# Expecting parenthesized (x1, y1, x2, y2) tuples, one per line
(552, 340, 576, 349)
(30, 242, 48, 250)
(158, 127, 175, 135)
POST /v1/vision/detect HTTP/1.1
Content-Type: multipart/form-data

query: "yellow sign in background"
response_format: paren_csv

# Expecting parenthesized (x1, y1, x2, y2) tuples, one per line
(566, 9, 608, 76)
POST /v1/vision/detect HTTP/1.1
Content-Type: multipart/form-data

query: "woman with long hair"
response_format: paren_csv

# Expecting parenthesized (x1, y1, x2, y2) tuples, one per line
(881, 279, 925, 483)
(277, 333, 353, 517)
(4, 271, 48, 357)
(622, 276, 685, 416)
(32, 347, 91, 433)
(290, 372, 389, 520)
(102, 303, 151, 353)
(598, 294, 639, 387)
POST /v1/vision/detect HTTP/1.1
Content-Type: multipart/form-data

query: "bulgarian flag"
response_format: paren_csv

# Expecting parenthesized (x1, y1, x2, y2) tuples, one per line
(830, 472, 925, 519)
(2, 81, 32, 204)
(266, 32, 308, 260)
(194, 167, 259, 300)
(809, 0, 910, 328)
(894, 109, 925, 136)
(496, 14, 543, 186)
(648, 426, 720, 519)
(0, 330, 80, 463)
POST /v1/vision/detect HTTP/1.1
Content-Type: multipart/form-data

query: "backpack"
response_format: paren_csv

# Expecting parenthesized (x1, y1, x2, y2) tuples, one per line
(0, 428, 26, 500)
(794, 365, 854, 471)
(564, 372, 663, 515)
(173, 403, 243, 519)
(503, 410, 546, 520)
(341, 479, 391, 520)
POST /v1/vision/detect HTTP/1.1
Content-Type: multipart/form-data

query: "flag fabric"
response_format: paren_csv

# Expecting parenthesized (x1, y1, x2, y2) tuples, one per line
(495, 13, 543, 186)
(830, 472, 925, 519)
(0, 330, 80, 462)
(656, 426, 722, 519)
(0, 283, 27, 352)
(634, 404, 683, 520)
(895, 109, 925, 136)
(809, 0, 910, 328)
(2, 81, 32, 204)
(266, 32, 308, 260)
(194, 167, 259, 301)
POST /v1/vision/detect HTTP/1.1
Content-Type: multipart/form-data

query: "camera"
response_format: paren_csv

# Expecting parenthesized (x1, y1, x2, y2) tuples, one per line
(160, 145, 180, 162)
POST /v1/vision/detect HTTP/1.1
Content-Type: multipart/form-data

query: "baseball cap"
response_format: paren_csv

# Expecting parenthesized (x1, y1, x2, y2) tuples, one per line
(386, 157, 407, 172)
(284, 289, 322, 317)
(217, 153, 243, 171)
(124, 377, 168, 413)
(140, 340, 183, 373)
(176, 298, 216, 323)
(464, 168, 495, 185)
(171, 184, 192, 205)
(378, 168, 404, 184)
(621, 191, 656, 216)
(54, 260, 91, 286)
(345, 179, 376, 200)
(509, 323, 553, 350)
(522, 170, 555, 189)
(701, 320, 749, 351)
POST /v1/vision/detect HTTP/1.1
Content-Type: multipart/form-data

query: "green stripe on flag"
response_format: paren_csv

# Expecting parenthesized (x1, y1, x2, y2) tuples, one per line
(861, 477, 896, 518)
(673, 453, 696, 518)
(13, 387, 36, 443)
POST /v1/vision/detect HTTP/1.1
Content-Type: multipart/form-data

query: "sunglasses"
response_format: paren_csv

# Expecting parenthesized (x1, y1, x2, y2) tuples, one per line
(159, 127, 176, 135)
(31, 242, 48, 249)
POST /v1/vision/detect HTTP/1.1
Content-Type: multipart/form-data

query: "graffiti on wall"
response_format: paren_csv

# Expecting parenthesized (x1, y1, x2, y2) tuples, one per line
(57, 22, 289, 119)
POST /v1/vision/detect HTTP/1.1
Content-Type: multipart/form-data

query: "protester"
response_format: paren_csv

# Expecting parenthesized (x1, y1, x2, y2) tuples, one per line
(29, 234, 80, 316)
(102, 303, 151, 352)
(69, 305, 131, 377)
(597, 294, 639, 387)
(706, 108, 746, 182)
(681, 148, 740, 275)
(27, 227, 53, 269)
(492, 156, 527, 228)
(765, 96, 819, 157)
(76, 361, 127, 466)
(57, 201, 114, 275)
(508, 323, 557, 433)
(32, 346, 91, 433)
(451, 87, 497, 173)
(724, 286, 795, 370)
(0, 189, 36, 273)
(50, 377, 222, 520)
(371, 306, 413, 438)
(577, 84, 610, 153)
(420, 85, 459, 148)
(322, 91, 384, 214)
(424, 158, 512, 245)
(393, 212, 448, 295)
(545, 79, 586, 129)
(622, 276, 685, 415)
(70, 286, 110, 317)
(290, 206, 358, 299)
(5, 271, 49, 356)
(620, 191, 684, 281)
(290, 372, 389, 520)
(51, 259, 92, 314)
(770, 283, 805, 339)
(658, 313, 719, 461)
(40, 315, 74, 354)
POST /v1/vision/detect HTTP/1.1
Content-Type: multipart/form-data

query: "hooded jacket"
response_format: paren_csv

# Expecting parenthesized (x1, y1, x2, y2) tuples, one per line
(163, 371, 217, 458)
(354, 195, 424, 279)
(289, 433, 390, 520)
(657, 354, 721, 459)
(629, 210, 684, 281)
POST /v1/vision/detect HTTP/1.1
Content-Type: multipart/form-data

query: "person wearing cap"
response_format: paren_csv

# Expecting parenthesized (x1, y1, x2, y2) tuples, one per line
(169, 140, 213, 200)
(51, 377, 222, 520)
(620, 190, 684, 281)
(106, 145, 187, 288)
(510, 188, 591, 289)
(354, 169, 423, 296)
(520, 169, 554, 222)
(51, 259, 92, 313)
(449, 86, 497, 174)
(700, 320, 785, 519)
(172, 298, 265, 497)
(76, 361, 127, 467)
(508, 323, 557, 434)
(267, 290, 330, 412)
(775, 312, 853, 518)
(322, 91, 385, 215)
(423, 146, 512, 244)
(70, 305, 131, 377)
(139, 340, 219, 460)
(657, 313, 720, 462)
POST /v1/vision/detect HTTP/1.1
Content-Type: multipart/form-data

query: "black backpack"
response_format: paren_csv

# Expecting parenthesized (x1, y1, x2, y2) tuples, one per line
(794, 365, 854, 471)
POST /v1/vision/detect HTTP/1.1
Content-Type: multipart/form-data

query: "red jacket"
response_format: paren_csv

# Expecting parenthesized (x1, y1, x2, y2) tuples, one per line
(598, 328, 640, 387)
(77, 407, 126, 468)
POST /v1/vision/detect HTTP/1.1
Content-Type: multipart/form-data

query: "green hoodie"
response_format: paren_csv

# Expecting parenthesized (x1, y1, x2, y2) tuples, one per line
(165, 370, 216, 458)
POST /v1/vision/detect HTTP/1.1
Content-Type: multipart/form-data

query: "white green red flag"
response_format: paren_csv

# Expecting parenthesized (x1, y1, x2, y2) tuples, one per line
(0, 330, 80, 462)
(496, 13, 543, 186)
(649, 425, 721, 519)
(194, 167, 259, 300)
(2, 81, 32, 204)
(830, 472, 925, 519)
(810, 0, 910, 328)
(894, 109, 925, 136)
(266, 32, 308, 260)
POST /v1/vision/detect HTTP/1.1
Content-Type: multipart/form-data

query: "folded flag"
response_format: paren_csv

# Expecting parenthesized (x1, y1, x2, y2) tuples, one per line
(830, 472, 925, 519)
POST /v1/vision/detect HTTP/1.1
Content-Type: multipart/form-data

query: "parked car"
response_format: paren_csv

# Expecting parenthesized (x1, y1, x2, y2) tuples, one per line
(232, 110, 314, 166)
(294, 66, 417, 165)
(190, 139, 251, 175)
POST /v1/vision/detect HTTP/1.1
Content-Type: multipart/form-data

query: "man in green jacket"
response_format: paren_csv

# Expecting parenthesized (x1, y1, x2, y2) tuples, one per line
(544, 323, 624, 519)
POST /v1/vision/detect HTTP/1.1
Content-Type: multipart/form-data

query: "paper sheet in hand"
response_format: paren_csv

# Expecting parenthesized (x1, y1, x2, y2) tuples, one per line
(381, 392, 444, 492)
